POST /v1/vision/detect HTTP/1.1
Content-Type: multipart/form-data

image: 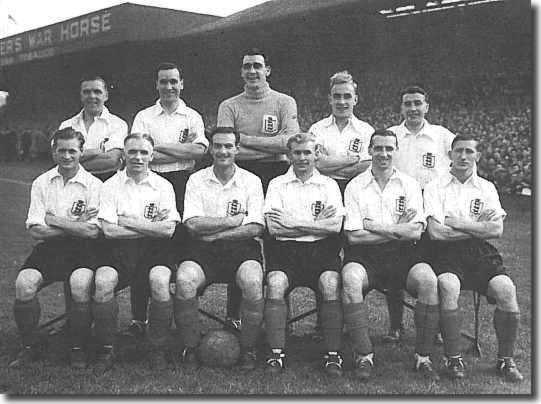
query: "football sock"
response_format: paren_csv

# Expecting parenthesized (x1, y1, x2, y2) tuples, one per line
(174, 297, 200, 348)
(343, 302, 372, 355)
(148, 299, 172, 347)
(240, 298, 264, 351)
(414, 302, 440, 356)
(494, 308, 520, 358)
(386, 287, 405, 331)
(92, 298, 118, 346)
(226, 284, 242, 319)
(440, 308, 461, 357)
(320, 299, 343, 352)
(68, 300, 91, 348)
(14, 297, 41, 347)
(264, 298, 287, 349)
(130, 272, 149, 322)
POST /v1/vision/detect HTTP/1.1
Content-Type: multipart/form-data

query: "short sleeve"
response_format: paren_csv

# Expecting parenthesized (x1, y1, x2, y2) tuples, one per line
(423, 180, 444, 224)
(182, 175, 205, 222)
(104, 118, 128, 151)
(343, 181, 364, 231)
(189, 112, 208, 149)
(484, 181, 507, 220)
(98, 181, 119, 224)
(242, 176, 265, 226)
(26, 178, 47, 228)
(405, 178, 426, 229)
(131, 111, 147, 135)
(160, 181, 181, 223)
(326, 179, 345, 217)
(263, 179, 283, 214)
(86, 178, 102, 227)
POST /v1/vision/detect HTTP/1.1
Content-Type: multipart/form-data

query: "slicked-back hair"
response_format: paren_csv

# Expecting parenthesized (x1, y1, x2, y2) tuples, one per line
(369, 129, 398, 149)
(329, 70, 357, 93)
(80, 75, 108, 91)
(51, 127, 85, 151)
(399, 85, 429, 102)
(156, 62, 183, 80)
(451, 133, 479, 150)
(210, 126, 240, 146)
(286, 132, 317, 150)
(124, 132, 155, 148)
(242, 47, 269, 65)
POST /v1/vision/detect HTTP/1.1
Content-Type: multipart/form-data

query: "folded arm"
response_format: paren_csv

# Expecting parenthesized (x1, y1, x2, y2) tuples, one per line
(45, 213, 100, 239)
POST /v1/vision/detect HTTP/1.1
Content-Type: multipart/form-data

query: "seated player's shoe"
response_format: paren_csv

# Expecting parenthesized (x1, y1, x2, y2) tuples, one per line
(265, 351, 286, 374)
(323, 352, 344, 377)
(224, 317, 242, 333)
(94, 345, 115, 374)
(414, 353, 440, 381)
(496, 357, 524, 382)
(69, 346, 87, 369)
(180, 346, 199, 367)
(444, 355, 465, 379)
(9, 342, 45, 368)
(353, 352, 374, 380)
(434, 332, 444, 345)
(148, 349, 169, 371)
(120, 320, 146, 342)
(239, 349, 257, 371)
(382, 328, 403, 343)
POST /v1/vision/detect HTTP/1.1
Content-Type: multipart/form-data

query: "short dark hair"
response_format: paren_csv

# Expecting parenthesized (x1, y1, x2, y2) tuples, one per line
(156, 62, 183, 80)
(51, 127, 85, 151)
(369, 129, 398, 149)
(210, 126, 240, 146)
(124, 133, 155, 147)
(242, 48, 269, 65)
(80, 75, 108, 91)
(451, 133, 479, 150)
(286, 133, 317, 150)
(400, 85, 429, 102)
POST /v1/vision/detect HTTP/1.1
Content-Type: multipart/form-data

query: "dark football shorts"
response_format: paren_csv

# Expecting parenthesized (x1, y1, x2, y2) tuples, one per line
(99, 238, 175, 291)
(265, 236, 342, 294)
(178, 239, 263, 293)
(20, 238, 102, 282)
(343, 240, 426, 293)
(427, 238, 508, 296)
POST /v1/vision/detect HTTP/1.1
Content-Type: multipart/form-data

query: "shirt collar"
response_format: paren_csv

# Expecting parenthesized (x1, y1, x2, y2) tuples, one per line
(357, 166, 403, 189)
(283, 166, 326, 185)
(400, 119, 436, 140)
(324, 114, 364, 132)
(205, 164, 243, 188)
(75, 106, 112, 124)
(443, 170, 482, 189)
(154, 98, 188, 116)
(49, 165, 93, 187)
(119, 169, 160, 190)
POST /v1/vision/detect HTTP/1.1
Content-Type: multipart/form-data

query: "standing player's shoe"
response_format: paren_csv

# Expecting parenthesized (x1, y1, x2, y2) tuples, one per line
(224, 317, 242, 333)
(94, 345, 115, 374)
(323, 352, 344, 377)
(69, 347, 87, 369)
(9, 343, 44, 368)
(414, 353, 439, 381)
(120, 320, 146, 342)
(444, 355, 465, 379)
(382, 328, 403, 343)
(353, 352, 374, 380)
(496, 358, 524, 382)
(239, 349, 257, 371)
(265, 351, 286, 374)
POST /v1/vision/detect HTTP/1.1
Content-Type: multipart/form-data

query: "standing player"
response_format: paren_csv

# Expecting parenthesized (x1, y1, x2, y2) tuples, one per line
(59, 75, 128, 182)
(217, 48, 299, 328)
(384, 86, 455, 343)
(171, 127, 265, 370)
(342, 129, 440, 381)
(10, 128, 102, 368)
(309, 70, 374, 194)
(263, 133, 345, 376)
(129, 62, 208, 340)
(424, 134, 523, 381)
(92, 133, 180, 372)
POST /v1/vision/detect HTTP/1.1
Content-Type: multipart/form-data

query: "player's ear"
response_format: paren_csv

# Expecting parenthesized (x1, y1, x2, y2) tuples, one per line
(265, 65, 271, 77)
(179, 79, 184, 91)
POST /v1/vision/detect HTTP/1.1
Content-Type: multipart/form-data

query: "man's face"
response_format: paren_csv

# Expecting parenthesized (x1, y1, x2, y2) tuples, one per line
(368, 135, 397, 170)
(329, 82, 357, 120)
(449, 140, 480, 174)
(288, 141, 318, 176)
(241, 55, 270, 88)
(53, 138, 82, 171)
(210, 132, 239, 168)
(401, 92, 429, 127)
(124, 137, 153, 175)
(156, 68, 183, 103)
(80, 80, 108, 115)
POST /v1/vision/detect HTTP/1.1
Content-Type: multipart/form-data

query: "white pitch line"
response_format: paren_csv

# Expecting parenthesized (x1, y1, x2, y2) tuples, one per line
(0, 177, 31, 186)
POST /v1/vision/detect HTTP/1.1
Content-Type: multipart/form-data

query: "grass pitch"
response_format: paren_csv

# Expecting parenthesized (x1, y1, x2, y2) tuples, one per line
(0, 161, 532, 395)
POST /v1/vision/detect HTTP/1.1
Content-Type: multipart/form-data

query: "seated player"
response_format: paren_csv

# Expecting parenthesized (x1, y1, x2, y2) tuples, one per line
(263, 133, 345, 376)
(167, 127, 265, 370)
(93, 133, 180, 372)
(10, 127, 102, 368)
(342, 129, 440, 381)
(424, 134, 523, 382)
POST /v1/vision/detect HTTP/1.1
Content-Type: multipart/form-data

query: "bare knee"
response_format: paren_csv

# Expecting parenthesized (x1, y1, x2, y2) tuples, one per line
(438, 273, 461, 310)
(175, 261, 205, 299)
(149, 265, 172, 302)
(266, 271, 288, 299)
(69, 268, 94, 303)
(15, 269, 43, 301)
(318, 271, 341, 300)
(94, 266, 118, 302)
(487, 275, 519, 312)
(237, 261, 263, 301)
(407, 263, 438, 304)
(342, 264, 367, 304)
